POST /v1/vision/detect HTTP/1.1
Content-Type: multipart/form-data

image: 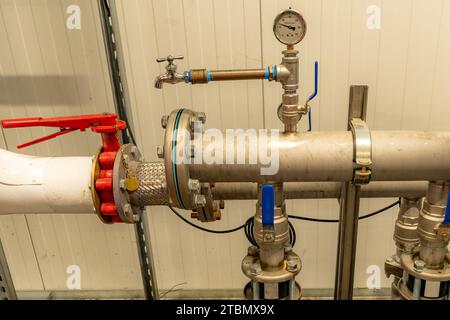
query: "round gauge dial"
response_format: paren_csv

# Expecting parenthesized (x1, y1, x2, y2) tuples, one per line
(273, 9, 307, 45)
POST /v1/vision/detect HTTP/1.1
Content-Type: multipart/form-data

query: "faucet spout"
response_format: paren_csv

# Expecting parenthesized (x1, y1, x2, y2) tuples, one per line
(154, 54, 187, 89)
(154, 72, 187, 89)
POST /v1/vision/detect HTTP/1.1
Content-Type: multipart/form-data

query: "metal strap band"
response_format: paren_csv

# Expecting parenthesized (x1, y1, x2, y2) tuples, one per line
(350, 118, 372, 185)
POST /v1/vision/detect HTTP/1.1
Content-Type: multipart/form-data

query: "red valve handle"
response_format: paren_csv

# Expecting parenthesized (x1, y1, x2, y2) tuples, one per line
(1, 114, 126, 149)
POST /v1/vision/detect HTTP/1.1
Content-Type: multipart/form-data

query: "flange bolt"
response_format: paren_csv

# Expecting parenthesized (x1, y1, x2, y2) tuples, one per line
(247, 245, 259, 257)
(161, 115, 168, 129)
(414, 259, 425, 273)
(287, 259, 297, 272)
(250, 263, 261, 276)
(188, 179, 201, 193)
(157, 146, 164, 159)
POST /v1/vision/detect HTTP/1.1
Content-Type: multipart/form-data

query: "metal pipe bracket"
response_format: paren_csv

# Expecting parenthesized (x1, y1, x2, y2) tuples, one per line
(350, 118, 372, 185)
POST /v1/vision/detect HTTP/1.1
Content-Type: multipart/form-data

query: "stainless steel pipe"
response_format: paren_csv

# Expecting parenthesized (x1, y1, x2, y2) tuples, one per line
(188, 131, 450, 183)
(211, 181, 427, 200)
(129, 161, 427, 207)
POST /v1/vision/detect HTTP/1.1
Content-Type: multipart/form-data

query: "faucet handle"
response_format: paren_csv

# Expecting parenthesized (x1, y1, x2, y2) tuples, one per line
(156, 55, 184, 63)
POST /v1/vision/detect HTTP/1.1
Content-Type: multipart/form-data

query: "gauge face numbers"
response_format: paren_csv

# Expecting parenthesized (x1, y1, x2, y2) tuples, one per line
(273, 9, 307, 45)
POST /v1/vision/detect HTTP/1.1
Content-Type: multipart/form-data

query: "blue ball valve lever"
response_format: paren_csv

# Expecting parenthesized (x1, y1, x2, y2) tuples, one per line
(262, 184, 275, 227)
(305, 61, 319, 132)
(443, 188, 450, 224)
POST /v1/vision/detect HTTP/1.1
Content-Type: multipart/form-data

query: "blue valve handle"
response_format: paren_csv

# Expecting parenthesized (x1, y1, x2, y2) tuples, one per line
(261, 184, 275, 226)
(306, 61, 319, 132)
(444, 189, 450, 224)
(307, 61, 319, 104)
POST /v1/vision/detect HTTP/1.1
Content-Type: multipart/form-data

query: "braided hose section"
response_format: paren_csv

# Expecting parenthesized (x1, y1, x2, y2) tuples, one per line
(130, 162, 170, 206)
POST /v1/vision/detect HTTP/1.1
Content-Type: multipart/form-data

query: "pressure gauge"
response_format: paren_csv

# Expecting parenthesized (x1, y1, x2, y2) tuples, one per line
(273, 9, 307, 45)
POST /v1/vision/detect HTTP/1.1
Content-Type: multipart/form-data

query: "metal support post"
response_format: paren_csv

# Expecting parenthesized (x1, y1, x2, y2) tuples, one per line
(0, 238, 17, 300)
(334, 85, 369, 300)
(135, 210, 160, 300)
(98, 0, 158, 299)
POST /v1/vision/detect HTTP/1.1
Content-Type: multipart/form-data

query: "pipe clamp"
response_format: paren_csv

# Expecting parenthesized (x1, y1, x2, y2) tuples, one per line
(350, 118, 372, 185)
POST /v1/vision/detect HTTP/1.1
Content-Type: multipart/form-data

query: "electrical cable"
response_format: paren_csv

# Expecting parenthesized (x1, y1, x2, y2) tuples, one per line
(168, 206, 250, 234)
(288, 199, 401, 223)
(168, 200, 400, 246)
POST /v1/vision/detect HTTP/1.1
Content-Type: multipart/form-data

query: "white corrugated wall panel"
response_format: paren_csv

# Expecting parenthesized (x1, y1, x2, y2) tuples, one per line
(0, 0, 141, 291)
(1, 0, 450, 293)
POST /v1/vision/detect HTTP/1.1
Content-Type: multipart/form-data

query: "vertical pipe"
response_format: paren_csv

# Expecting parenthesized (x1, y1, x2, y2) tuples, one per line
(289, 279, 296, 300)
(412, 278, 422, 300)
(252, 281, 260, 300)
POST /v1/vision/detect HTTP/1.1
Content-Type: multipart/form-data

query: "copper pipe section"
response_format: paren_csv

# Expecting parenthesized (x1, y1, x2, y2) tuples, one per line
(189, 68, 267, 84)
(189, 69, 209, 84)
(210, 69, 266, 81)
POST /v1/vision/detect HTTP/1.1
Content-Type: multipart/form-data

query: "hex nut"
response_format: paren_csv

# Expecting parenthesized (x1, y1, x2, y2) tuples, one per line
(161, 115, 168, 129)
(157, 146, 164, 159)
(414, 259, 425, 273)
(287, 259, 297, 272)
(194, 194, 206, 206)
(188, 179, 201, 193)
(130, 145, 138, 157)
(123, 203, 133, 215)
(196, 112, 206, 123)
(284, 245, 293, 254)
(247, 246, 259, 257)
(119, 179, 126, 190)
(250, 263, 261, 275)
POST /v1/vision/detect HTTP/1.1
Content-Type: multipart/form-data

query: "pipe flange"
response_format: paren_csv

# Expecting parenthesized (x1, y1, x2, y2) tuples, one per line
(163, 108, 221, 221)
(400, 253, 450, 282)
(241, 254, 301, 283)
(112, 144, 142, 223)
(90, 148, 112, 224)
(163, 108, 198, 210)
(350, 118, 372, 185)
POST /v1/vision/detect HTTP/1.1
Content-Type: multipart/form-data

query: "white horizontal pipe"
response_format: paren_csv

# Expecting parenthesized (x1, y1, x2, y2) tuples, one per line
(0, 148, 94, 214)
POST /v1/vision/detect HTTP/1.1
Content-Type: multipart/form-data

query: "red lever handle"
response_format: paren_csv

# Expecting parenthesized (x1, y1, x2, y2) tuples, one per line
(1, 113, 126, 149)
